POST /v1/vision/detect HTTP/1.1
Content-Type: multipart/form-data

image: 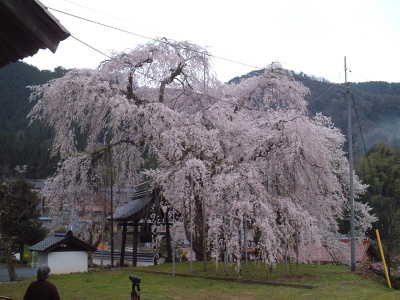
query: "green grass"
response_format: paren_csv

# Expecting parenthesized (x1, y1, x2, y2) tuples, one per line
(0, 262, 398, 299)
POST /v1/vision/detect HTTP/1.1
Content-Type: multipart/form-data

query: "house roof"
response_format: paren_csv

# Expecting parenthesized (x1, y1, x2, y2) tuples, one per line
(108, 190, 157, 222)
(29, 230, 96, 252)
(0, 0, 70, 68)
(297, 238, 371, 264)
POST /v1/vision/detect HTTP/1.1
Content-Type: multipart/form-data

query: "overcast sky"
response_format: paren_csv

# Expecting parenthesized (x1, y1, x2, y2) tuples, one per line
(23, 0, 400, 83)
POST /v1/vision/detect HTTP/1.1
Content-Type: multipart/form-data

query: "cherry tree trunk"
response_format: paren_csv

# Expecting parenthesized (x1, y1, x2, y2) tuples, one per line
(165, 214, 172, 263)
(185, 195, 206, 261)
(88, 251, 94, 268)
(19, 242, 25, 266)
(3, 232, 17, 281)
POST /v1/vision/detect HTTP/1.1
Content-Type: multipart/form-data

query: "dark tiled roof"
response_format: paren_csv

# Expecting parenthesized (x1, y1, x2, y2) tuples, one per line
(0, 0, 70, 68)
(108, 190, 155, 221)
(30, 235, 65, 251)
(29, 230, 96, 252)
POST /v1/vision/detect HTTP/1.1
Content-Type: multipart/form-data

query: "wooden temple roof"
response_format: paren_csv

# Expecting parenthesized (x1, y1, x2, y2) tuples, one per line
(108, 190, 157, 222)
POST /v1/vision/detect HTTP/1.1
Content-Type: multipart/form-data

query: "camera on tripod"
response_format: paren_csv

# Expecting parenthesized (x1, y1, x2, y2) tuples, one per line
(129, 275, 141, 286)
(129, 275, 141, 300)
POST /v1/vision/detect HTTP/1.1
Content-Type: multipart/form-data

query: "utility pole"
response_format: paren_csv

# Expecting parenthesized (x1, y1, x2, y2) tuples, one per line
(171, 179, 176, 277)
(190, 177, 194, 273)
(223, 192, 228, 273)
(172, 203, 176, 277)
(203, 53, 207, 272)
(109, 149, 114, 268)
(244, 211, 248, 267)
(345, 56, 356, 271)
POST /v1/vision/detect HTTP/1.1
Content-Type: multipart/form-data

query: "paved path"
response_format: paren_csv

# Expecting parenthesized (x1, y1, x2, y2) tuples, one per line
(93, 257, 154, 267)
(0, 265, 36, 282)
(0, 259, 155, 283)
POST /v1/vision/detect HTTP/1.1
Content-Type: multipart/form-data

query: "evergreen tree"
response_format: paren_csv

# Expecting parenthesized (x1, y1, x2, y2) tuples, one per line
(356, 143, 400, 273)
(0, 179, 42, 281)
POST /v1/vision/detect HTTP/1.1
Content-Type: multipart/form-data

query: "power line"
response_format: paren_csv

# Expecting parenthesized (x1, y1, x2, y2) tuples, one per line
(307, 76, 342, 104)
(69, 27, 358, 115)
(69, 35, 234, 109)
(37, 3, 377, 114)
(60, 1, 400, 92)
(36, 0, 399, 101)
(48, 5, 354, 101)
(68, 33, 347, 115)
(67, 34, 309, 114)
(48, 7, 154, 42)
(43, 8, 298, 77)
(71, 36, 112, 60)
(48, 7, 265, 72)
(350, 92, 374, 179)
(22, 0, 370, 117)
(60, 0, 273, 81)
(60, 0, 166, 38)
(349, 70, 400, 96)
(56, 2, 264, 70)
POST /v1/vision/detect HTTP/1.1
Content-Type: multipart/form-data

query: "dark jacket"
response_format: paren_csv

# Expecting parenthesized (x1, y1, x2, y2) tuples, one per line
(23, 280, 61, 300)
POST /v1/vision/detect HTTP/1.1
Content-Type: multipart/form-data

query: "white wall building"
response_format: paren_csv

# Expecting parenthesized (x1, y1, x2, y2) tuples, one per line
(29, 230, 96, 274)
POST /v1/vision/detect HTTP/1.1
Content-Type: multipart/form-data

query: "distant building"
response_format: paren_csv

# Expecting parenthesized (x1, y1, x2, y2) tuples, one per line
(29, 230, 96, 274)
(297, 238, 376, 265)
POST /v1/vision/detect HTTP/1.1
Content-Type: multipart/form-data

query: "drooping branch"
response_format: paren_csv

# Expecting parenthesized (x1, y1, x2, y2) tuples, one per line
(90, 139, 137, 165)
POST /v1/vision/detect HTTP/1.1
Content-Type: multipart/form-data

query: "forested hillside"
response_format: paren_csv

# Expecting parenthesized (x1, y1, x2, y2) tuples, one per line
(1, 61, 399, 179)
(230, 70, 400, 157)
(0, 62, 66, 178)
(303, 75, 400, 156)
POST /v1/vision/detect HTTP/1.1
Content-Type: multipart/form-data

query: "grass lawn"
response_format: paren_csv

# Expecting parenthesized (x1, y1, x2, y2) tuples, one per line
(0, 262, 398, 299)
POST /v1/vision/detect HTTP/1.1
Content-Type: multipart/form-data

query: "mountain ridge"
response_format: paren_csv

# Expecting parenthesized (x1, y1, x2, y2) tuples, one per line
(1, 61, 399, 178)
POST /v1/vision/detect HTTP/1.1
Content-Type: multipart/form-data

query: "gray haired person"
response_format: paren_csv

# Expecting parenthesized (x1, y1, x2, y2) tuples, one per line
(24, 265, 61, 300)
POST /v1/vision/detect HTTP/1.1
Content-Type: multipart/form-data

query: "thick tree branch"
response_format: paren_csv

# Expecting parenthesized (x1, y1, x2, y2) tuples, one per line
(159, 62, 185, 103)
(127, 57, 153, 105)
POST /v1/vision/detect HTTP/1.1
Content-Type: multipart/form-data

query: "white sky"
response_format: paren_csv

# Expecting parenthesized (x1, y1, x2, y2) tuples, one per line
(23, 0, 400, 83)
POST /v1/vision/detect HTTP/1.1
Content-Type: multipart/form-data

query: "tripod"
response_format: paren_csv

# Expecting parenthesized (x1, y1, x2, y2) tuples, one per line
(130, 282, 140, 300)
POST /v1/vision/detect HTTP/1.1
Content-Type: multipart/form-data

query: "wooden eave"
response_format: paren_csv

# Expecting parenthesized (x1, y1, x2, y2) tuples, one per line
(0, 0, 70, 68)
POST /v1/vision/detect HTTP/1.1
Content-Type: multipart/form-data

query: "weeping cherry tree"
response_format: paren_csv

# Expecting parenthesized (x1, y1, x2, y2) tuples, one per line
(28, 39, 376, 272)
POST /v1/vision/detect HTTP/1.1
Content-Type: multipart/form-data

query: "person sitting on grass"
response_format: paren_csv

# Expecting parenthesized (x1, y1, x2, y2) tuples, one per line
(24, 265, 61, 300)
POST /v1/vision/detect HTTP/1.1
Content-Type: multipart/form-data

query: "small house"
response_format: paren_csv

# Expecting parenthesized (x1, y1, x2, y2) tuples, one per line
(297, 238, 375, 266)
(29, 230, 96, 274)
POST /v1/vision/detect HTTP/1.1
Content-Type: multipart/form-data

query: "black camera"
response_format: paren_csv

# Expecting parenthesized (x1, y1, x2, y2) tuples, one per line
(129, 275, 141, 285)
